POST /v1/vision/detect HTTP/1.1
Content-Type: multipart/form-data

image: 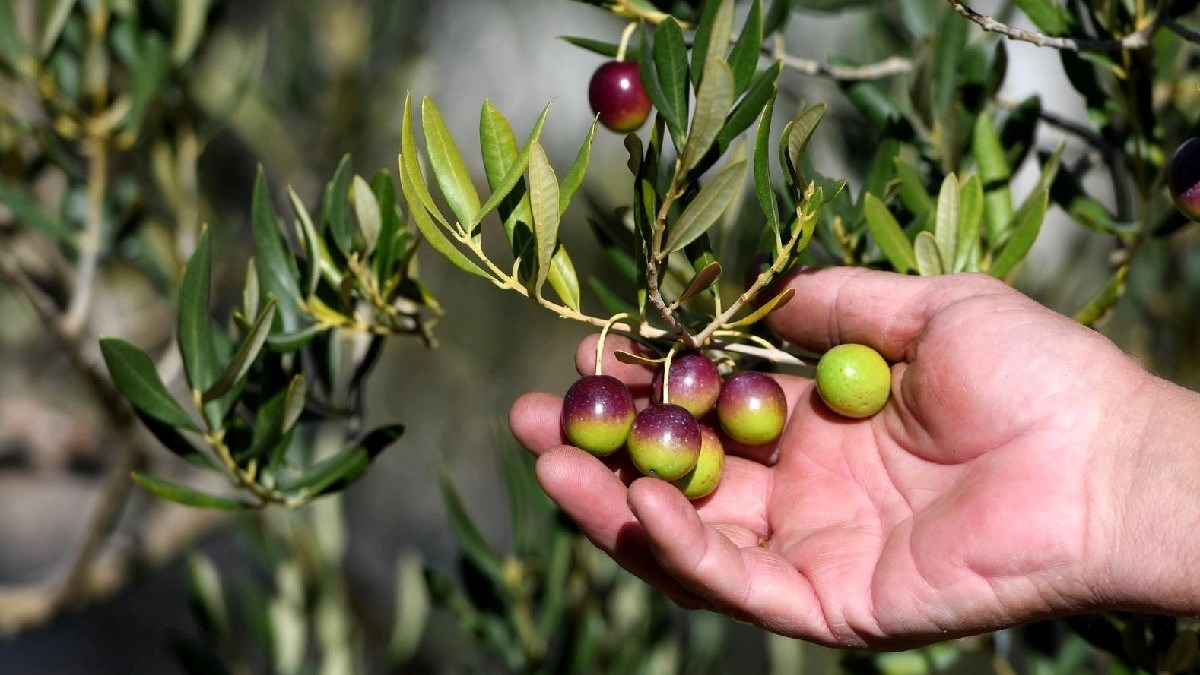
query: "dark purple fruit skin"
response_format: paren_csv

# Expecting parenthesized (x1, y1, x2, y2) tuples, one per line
(651, 353, 722, 418)
(627, 404, 702, 481)
(717, 371, 787, 445)
(588, 61, 651, 134)
(1169, 137, 1200, 222)
(561, 375, 636, 456)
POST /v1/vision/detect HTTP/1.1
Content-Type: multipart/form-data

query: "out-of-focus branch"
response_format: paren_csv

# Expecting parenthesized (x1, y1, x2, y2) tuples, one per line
(1163, 17, 1200, 44)
(0, 504, 228, 636)
(947, 0, 1159, 51)
(771, 46, 912, 81)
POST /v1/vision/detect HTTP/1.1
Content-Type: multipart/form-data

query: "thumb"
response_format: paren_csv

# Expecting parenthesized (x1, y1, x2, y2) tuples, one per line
(762, 267, 1007, 361)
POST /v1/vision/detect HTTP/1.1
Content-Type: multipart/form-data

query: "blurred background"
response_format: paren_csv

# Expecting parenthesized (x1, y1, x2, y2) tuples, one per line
(0, 0, 1196, 672)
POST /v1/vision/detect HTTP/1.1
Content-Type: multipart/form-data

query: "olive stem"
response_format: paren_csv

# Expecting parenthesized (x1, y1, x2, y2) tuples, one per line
(596, 313, 631, 376)
(616, 21, 638, 62)
(660, 341, 683, 405)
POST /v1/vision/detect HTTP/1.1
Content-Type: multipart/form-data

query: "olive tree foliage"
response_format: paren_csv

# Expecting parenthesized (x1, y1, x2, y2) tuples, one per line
(1, 0, 1199, 672)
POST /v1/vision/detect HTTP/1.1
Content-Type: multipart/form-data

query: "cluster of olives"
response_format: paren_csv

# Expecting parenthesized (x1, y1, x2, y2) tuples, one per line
(560, 354, 786, 500)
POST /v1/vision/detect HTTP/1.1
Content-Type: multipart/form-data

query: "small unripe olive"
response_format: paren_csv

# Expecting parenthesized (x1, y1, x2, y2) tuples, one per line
(814, 344, 891, 419)
(671, 425, 724, 500)
(627, 403, 702, 481)
(560, 375, 636, 456)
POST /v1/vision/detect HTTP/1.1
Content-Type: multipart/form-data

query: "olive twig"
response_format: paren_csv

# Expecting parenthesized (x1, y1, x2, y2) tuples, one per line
(596, 313, 632, 375)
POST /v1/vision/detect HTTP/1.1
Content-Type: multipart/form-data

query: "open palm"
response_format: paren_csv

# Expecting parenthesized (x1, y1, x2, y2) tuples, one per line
(509, 268, 1150, 648)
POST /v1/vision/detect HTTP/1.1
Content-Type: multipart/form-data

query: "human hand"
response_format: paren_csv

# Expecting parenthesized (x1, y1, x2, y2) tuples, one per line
(509, 267, 1167, 649)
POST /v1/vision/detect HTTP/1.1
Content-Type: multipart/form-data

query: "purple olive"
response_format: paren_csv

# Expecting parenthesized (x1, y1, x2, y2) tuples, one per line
(717, 371, 787, 446)
(651, 353, 722, 418)
(588, 61, 651, 134)
(1169, 137, 1200, 222)
(627, 403, 701, 481)
(561, 375, 636, 456)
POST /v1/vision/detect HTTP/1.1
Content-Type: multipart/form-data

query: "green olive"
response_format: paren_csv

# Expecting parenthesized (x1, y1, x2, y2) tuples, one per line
(815, 344, 891, 419)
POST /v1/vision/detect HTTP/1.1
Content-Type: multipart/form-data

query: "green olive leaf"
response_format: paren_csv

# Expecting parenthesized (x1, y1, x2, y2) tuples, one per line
(726, 287, 795, 327)
(955, 173, 983, 272)
(400, 94, 449, 229)
(100, 338, 201, 432)
(664, 159, 748, 255)
(178, 225, 218, 397)
(527, 141, 560, 296)
(913, 231, 944, 276)
(681, 58, 734, 175)
(863, 194, 917, 274)
(422, 97, 482, 235)
(398, 154, 489, 279)
(133, 473, 254, 511)
(934, 173, 959, 272)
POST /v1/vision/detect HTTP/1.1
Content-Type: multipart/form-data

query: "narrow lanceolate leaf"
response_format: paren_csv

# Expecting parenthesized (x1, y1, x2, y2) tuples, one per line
(251, 168, 302, 331)
(323, 155, 354, 254)
(637, 25, 680, 147)
(681, 58, 734, 175)
(1074, 266, 1128, 327)
(691, 0, 734, 87)
(559, 118, 598, 216)
(727, 287, 794, 327)
(972, 112, 1013, 246)
(352, 175, 382, 253)
(398, 155, 488, 279)
(547, 247, 581, 311)
(754, 94, 780, 231)
(785, 104, 827, 188)
(288, 186, 322, 299)
(202, 299, 277, 403)
(171, 0, 209, 64)
(728, 0, 764, 95)
(100, 338, 200, 432)
(178, 226, 218, 396)
(1015, 0, 1068, 34)
(956, 174, 983, 272)
(990, 188, 1047, 279)
(678, 261, 722, 304)
(474, 100, 552, 227)
(715, 62, 781, 154)
(400, 94, 448, 228)
(934, 174, 959, 272)
(913, 231, 944, 276)
(893, 157, 933, 216)
(132, 473, 253, 511)
(863, 194, 917, 274)
(281, 424, 404, 498)
(479, 99, 534, 241)
(39, 0, 77, 57)
(422, 97, 482, 231)
(664, 159, 747, 255)
(436, 468, 503, 583)
(652, 18, 689, 137)
(527, 141, 560, 296)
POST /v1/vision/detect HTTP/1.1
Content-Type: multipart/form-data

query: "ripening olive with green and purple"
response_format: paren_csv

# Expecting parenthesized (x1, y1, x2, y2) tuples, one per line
(560, 374, 636, 456)
(588, 61, 652, 133)
(671, 425, 725, 500)
(651, 353, 722, 418)
(717, 371, 787, 446)
(627, 403, 702, 481)
(1169, 137, 1200, 222)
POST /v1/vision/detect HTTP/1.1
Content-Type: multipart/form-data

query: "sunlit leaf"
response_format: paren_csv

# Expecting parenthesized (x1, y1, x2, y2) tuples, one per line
(352, 175, 382, 253)
(474, 100, 552, 227)
(527, 141, 560, 296)
(972, 112, 1014, 247)
(681, 58, 734, 175)
(726, 287, 794, 327)
(1015, 0, 1068, 33)
(934, 174, 959, 272)
(863, 194, 917, 274)
(548, 246, 581, 311)
(678, 261, 722, 304)
(990, 188, 1047, 279)
(653, 18, 689, 139)
(728, 0, 763, 95)
(400, 94, 448, 228)
(559, 118, 598, 216)
(754, 94, 780, 231)
(399, 155, 488, 279)
(171, 0, 210, 65)
(691, 0, 734, 87)
(913, 231, 943, 276)
(664, 159, 747, 254)
(422, 98, 482, 233)
(955, 174, 983, 273)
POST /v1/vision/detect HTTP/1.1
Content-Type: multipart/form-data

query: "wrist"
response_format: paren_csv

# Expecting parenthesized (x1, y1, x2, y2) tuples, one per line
(1090, 373, 1200, 614)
